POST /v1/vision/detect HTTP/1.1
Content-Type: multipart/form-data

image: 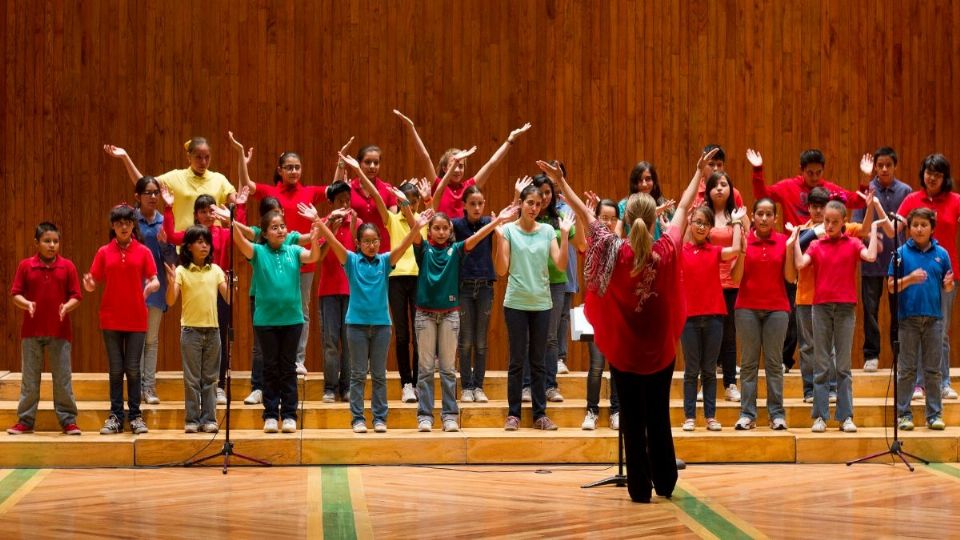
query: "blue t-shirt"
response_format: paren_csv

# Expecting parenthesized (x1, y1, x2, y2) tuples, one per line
(137, 209, 175, 311)
(453, 216, 496, 281)
(889, 239, 953, 320)
(855, 178, 912, 277)
(343, 251, 392, 325)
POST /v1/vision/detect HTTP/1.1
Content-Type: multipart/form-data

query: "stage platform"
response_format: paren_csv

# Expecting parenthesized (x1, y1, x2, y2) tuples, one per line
(1, 370, 958, 468)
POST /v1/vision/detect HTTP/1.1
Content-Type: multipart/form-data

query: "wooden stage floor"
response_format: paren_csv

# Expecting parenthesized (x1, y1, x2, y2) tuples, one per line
(0, 463, 958, 539)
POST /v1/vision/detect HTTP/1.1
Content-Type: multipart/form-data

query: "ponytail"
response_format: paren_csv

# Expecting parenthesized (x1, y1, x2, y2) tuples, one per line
(629, 217, 653, 275)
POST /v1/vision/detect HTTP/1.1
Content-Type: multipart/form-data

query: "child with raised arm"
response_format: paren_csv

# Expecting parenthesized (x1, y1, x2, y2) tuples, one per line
(311, 204, 435, 434)
(890, 208, 953, 430)
(164, 226, 230, 434)
(795, 201, 881, 433)
(7, 223, 82, 436)
(84, 205, 160, 435)
(680, 205, 746, 431)
(232, 211, 320, 434)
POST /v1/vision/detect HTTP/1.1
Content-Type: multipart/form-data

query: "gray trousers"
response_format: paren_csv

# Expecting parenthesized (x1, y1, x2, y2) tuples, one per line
(17, 337, 78, 427)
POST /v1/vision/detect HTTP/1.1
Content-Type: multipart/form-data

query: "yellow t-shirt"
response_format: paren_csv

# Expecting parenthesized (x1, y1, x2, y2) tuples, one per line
(384, 211, 426, 277)
(158, 168, 236, 230)
(176, 264, 226, 327)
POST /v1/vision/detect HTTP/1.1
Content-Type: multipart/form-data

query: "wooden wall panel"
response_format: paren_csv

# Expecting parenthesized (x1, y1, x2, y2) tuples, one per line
(2, 0, 958, 373)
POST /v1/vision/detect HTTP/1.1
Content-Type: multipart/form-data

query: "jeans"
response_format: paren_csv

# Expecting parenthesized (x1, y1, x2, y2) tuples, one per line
(680, 315, 723, 419)
(504, 307, 550, 420)
(18, 337, 78, 427)
(216, 295, 230, 389)
(389, 276, 418, 387)
(347, 324, 391, 425)
(557, 292, 574, 361)
(735, 309, 787, 421)
(256, 324, 302, 421)
(861, 275, 897, 361)
(526, 283, 565, 390)
(296, 273, 314, 365)
(103, 330, 145, 421)
(719, 288, 739, 387)
(320, 295, 350, 396)
(916, 286, 955, 389)
(250, 296, 263, 391)
(796, 305, 836, 398)
(141, 306, 163, 392)
(458, 280, 493, 391)
(180, 327, 220, 426)
(415, 310, 460, 422)
(812, 303, 856, 421)
(612, 363, 677, 502)
(782, 281, 798, 369)
(586, 342, 620, 414)
(898, 317, 944, 423)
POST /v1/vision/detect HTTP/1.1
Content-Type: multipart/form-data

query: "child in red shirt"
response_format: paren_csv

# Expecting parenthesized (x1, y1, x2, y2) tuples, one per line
(7, 223, 83, 436)
(84, 205, 160, 435)
(796, 201, 880, 433)
(680, 205, 745, 431)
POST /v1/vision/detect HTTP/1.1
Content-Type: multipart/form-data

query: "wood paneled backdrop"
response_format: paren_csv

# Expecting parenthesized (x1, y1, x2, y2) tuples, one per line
(2, 0, 959, 373)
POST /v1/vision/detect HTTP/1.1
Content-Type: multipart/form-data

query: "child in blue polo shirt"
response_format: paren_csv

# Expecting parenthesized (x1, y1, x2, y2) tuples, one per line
(890, 207, 954, 430)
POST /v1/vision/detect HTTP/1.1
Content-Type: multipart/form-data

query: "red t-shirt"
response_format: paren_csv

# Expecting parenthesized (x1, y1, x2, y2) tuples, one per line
(162, 208, 235, 270)
(584, 221, 685, 375)
(681, 242, 727, 316)
(11, 255, 83, 340)
(89, 239, 157, 332)
(807, 235, 866, 305)
(254, 182, 327, 273)
(735, 230, 790, 312)
(707, 225, 740, 288)
(317, 214, 361, 297)
(751, 166, 867, 227)
(349, 177, 399, 253)
(432, 177, 477, 219)
(897, 190, 960, 279)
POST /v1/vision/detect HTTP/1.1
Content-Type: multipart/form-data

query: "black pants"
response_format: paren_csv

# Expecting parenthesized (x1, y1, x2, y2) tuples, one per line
(256, 324, 302, 421)
(103, 330, 145, 421)
(389, 276, 419, 387)
(612, 361, 677, 502)
(861, 275, 897, 360)
(782, 281, 798, 369)
(719, 288, 739, 387)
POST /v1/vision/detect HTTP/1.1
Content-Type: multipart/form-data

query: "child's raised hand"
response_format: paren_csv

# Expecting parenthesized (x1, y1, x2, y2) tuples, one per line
(211, 204, 232, 222)
(82, 273, 96, 292)
(860, 153, 875, 176)
(390, 185, 408, 202)
(509, 123, 532, 143)
(731, 206, 748, 222)
(584, 191, 600, 215)
(339, 136, 355, 155)
(453, 146, 477, 161)
(393, 109, 415, 128)
(559, 211, 576, 233)
(697, 147, 721, 171)
(514, 176, 533, 195)
(297, 202, 319, 222)
(658, 212, 670, 229)
(160, 184, 174, 207)
(745, 148, 763, 168)
(416, 209, 436, 228)
(496, 204, 519, 222)
(163, 262, 177, 283)
(228, 132, 254, 164)
(235, 185, 250, 206)
(339, 153, 360, 172)
(656, 199, 676, 216)
(416, 177, 431, 200)
(103, 145, 127, 159)
(535, 160, 564, 183)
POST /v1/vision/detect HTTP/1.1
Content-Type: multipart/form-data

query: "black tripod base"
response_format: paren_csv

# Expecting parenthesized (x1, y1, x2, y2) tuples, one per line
(185, 441, 272, 474)
(581, 459, 687, 489)
(846, 440, 928, 471)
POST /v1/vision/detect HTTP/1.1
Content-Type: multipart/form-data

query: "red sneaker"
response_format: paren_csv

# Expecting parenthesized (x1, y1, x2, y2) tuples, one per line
(7, 423, 33, 435)
(62, 423, 82, 435)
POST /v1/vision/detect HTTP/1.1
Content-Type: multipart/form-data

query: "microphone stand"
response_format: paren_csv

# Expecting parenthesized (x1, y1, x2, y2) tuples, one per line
(187, 203, 272, 473)
(847, 211, 927, 470)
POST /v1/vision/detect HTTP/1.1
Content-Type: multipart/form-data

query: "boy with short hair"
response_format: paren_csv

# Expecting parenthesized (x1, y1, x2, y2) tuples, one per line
(693, 144, 745, 208)
(8, 222, 83, 435)
(889, 208, 953, 430)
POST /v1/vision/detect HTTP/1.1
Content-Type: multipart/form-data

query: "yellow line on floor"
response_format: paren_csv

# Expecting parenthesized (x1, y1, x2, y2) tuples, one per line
(677, 480, 770, 539)
(0, 469, 49, 515)
(0, 470, 12, 484)
(307, 466, 324, 538)
(348, 467, 374, 540)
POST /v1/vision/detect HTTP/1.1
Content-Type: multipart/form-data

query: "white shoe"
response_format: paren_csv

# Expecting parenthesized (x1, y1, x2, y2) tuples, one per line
(811, 417, 827, 433)
(322, 390, 336, 403)
(374, 421, 387, 433)
(609, 412, 620, 430)
(682, 418, 695, 431)
(461, 389, 475, 403)
(557, 360, 570, 374)
(913, 386, 925, 401)
(943, 386, 959, 400)
(401, 383, 417, 403)
(243, 389, 262, 405)
(473, 388, 489, 403)
(581, 411, 598, 431)
(442, 419, 459, 432)
(546, 387, 564, 402)
(352, 421, 367, 433)
(724, 384, 741, 402)
(216, 387, 227, 405)
(418, 418, 432, 432)
(521, 387, 532, 403)
(803, 395, 814, 403)
(770, 417, 788, 430)
(184, 423, 199, 434)
(841, 417, 858, 433)
(263, 419, 279, 433)
(281, 418, 297, 433)
(863, 358, 879, 372)
(296, 362, 308, 375)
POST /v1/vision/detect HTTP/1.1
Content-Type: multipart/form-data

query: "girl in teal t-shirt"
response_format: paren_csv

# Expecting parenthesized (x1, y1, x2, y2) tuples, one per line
(232, 210, 319, 434)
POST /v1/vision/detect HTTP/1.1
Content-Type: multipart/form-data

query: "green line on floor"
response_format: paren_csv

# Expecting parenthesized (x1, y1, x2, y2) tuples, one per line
(0, 469, 38, 507)
(927, 462, 960, 480)
(672, 486, 756, 539)
(322, 466, 357, 540)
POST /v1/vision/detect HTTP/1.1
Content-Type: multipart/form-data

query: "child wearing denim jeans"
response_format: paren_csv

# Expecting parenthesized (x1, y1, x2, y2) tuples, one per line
(164, 225, 229, 434)
(8, 223, 83, 436)
(890, 208, 953, 430)
(795, 200, 880, 433)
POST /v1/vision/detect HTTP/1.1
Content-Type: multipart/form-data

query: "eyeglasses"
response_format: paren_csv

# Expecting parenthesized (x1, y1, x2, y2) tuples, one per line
(360, 238, 381, 246)
(692, 221, 710, 228)
(141, 191, 160, 197)
(281, 165, 302, 172)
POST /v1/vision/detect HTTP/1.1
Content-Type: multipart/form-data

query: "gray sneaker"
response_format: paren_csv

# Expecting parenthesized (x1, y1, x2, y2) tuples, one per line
(201, 422, 219, 434)
(442, 419, 460, 432)
(143, 388, 160, 405)
(521, 387, 532, 403)
(129, 417, 149, 434)
(184, 423, 199, 433)
(322, 390, 336, 403)
(243, 389, 262, 405)
(100, 415, 123, 435)
(473, 388, 489, 403)
(545, 387, 565, 402)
